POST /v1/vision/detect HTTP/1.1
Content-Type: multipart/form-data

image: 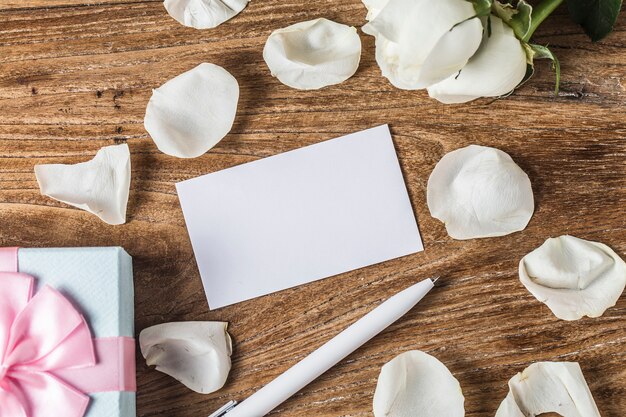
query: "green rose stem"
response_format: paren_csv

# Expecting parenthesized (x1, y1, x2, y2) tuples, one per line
(523, 0, 565, 41)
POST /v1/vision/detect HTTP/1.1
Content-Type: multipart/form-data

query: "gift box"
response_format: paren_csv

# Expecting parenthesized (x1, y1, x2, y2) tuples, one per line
(0, 247, 136, 417)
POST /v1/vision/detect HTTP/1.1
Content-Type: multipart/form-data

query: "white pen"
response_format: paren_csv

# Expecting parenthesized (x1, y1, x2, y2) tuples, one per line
(209, 277, 437, 417)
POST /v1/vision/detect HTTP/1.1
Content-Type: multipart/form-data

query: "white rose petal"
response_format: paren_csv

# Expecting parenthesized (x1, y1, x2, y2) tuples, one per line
(163, 0, 249, 29)
(496, 362, 601, 417)
(428, 16, 528, 104)
(139, 321, 233, 394)
(373, 350, 464, 417)
(362, 0, 391, 21)
(34, 144, 131, 225)
(144, 63, 239, 158)
(520, 235, 626, 320)
(263, 18, 362, 90)
(427, 145, 534, 240)
(362, 0, 483, 89)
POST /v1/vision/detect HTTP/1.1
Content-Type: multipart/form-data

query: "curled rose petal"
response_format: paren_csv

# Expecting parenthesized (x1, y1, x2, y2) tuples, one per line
(34, 144, 131, 225)
(139, 321, 232, 394)
(496, 362, 601, 417)
(427, 144, 534, 240)
(144, 63, 239, 158)
(520, 235, 626, 320)
(263, 18, 361, 90)
(163, 0, 249, 29)
(373, 350, 464, 417)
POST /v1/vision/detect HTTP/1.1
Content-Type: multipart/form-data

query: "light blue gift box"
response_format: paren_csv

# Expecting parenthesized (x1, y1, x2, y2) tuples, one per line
(17, 247, 136, 417)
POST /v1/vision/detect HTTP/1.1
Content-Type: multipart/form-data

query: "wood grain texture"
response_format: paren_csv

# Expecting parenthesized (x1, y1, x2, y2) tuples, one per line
(0, 1, 624, 416)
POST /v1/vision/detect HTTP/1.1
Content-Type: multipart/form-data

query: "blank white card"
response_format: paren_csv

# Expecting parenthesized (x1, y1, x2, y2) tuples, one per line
(176, 125, 423, 309)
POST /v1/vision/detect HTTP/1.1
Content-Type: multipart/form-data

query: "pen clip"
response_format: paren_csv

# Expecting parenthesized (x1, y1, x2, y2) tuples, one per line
(208, 400, 238, 417)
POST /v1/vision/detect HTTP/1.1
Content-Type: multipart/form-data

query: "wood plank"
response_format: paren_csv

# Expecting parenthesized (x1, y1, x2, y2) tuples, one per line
(0, 0, 157, 11)
(0, 1, 624, 416)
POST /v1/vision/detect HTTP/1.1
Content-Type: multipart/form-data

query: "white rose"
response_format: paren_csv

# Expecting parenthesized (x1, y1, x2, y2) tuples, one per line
(362, 0, 484, 90)
(427, 15, 528, 103)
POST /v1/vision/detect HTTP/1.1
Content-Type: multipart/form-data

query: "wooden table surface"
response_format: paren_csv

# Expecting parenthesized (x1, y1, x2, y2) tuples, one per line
(0, 1, 624, 416)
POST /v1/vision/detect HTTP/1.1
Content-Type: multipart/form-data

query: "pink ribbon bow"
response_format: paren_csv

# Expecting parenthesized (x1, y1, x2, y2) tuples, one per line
(0, 248, 135, 417)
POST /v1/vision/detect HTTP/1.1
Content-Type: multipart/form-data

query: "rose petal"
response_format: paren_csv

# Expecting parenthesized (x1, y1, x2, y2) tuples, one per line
(34, 144, 131, 225)
(373, 350, 464, 417)
(362, 0, 482, 89)
(139, 321, 232, 394)
(163, 0, 249, 29)
(519, 235, 626, 320)
(427, 145, 534, 239)
(427, 16, 527, 104)
(496, 362, 601, 417)
(144, 63, 239, 158)
(263, 18, 361, 90)
(361, 0, 391, 21)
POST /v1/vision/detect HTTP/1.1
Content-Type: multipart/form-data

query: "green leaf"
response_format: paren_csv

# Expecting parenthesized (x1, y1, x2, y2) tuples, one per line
(471, 0, 493, 16)
(511, 1, 533, 38)
(492, 0, 533, 40)
(492, 1, 517, 22)
(529, 44, 561, 95)
(566, 0, 623, 41)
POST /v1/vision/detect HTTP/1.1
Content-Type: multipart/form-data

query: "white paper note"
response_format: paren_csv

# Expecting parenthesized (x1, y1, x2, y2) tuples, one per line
(176, 125, 423, 309)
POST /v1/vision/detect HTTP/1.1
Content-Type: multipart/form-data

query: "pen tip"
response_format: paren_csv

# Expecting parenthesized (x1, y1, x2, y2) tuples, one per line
(431, 276, 440, 284)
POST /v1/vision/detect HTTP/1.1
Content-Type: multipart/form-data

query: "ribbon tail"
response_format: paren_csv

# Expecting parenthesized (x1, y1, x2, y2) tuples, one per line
(0, 247, 19, 272)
